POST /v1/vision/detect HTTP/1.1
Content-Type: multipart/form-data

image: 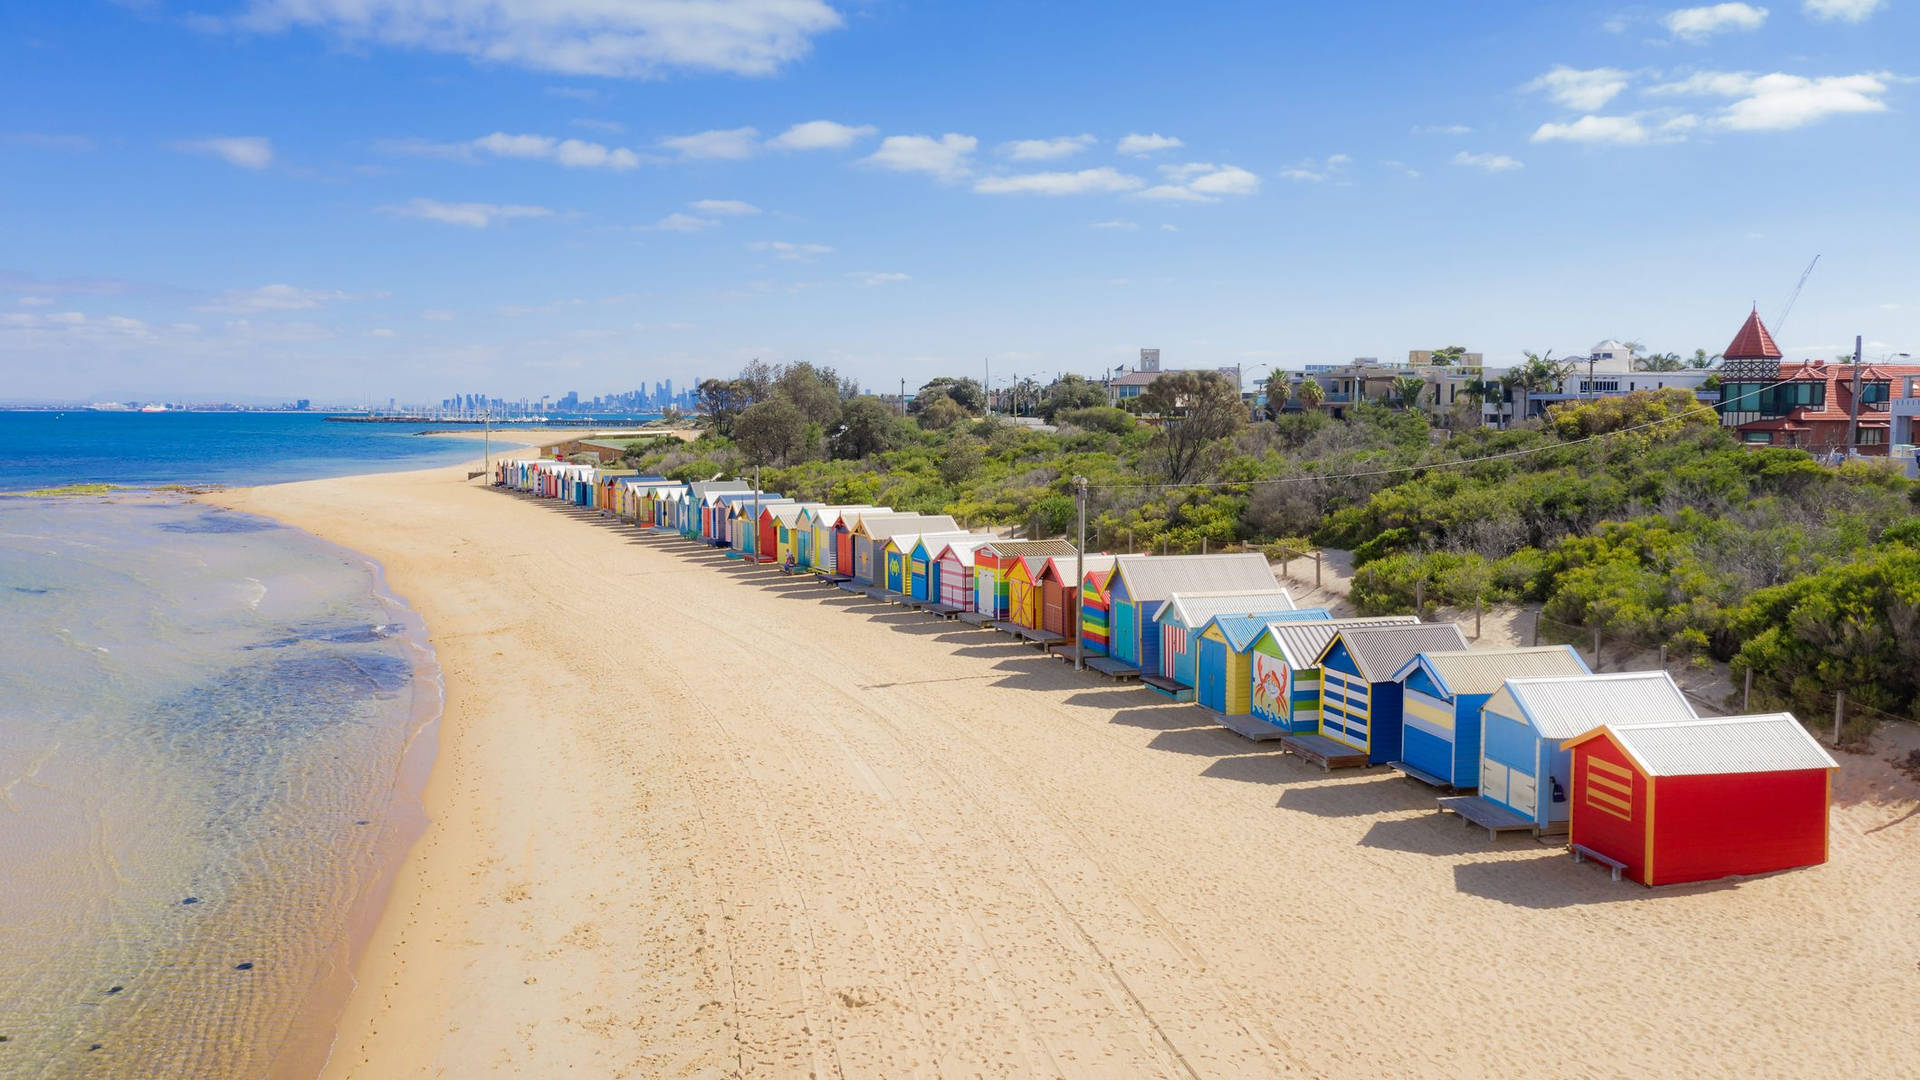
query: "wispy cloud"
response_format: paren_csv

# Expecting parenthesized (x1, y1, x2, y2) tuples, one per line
(1804, 0, 1884, 21)
(999, 134, 1097, 161)
(862, 133, 976, 180)
(1138, 162, 1261, 201)
(660, 126, 760, 160)
(1452, 150, 1524, 172)
(690, 199, 760, 216)
(1279, 153, 1352, 182)
(846, 271, 908, 286)
(768, 120, 876, 150)
(1532, 115, 1655, 144)
(1649, 70, 1895, 130)
(173, 135, 274, 169)
(1116, 132, 1183, 156)
(545, 86, 597, 101)
(749, 240, 834, 261)
(381, 198, 553, 227)
(1090, 219, 1140, 230)
(221, 0, 844, 78)
(1664, 3, 1769, 39)
(1410, 124, 1472, 135)
(973, 166, 1142, 195)
(475, 131, 640, 169)
(195, 283, 350, 314)
(651, 212, 716, 232)
(1525, 66, 1630, 111)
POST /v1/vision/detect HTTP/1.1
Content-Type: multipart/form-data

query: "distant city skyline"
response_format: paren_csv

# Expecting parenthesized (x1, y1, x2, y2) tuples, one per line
(3, 1, 1915, 402)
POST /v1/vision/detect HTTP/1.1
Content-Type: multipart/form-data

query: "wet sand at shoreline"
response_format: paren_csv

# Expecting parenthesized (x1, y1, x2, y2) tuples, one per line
(209, 457, 1920, 1078)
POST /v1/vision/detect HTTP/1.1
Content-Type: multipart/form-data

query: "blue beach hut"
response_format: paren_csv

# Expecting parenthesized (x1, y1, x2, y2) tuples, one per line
(1150, 589, 1298, 693)
(1104, 554, 1279, 676)
(1191, 609, 1331, 715)
(1389, 646, 1590, 789)
(1312, 623, 1470, 765)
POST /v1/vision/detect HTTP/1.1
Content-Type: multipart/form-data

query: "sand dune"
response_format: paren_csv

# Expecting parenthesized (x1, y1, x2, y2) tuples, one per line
(208, 460, 1920, 1078)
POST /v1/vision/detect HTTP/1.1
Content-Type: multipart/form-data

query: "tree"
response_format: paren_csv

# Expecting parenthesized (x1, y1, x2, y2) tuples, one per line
(1040, 374, 1107, 420)
(918, 395, 968, 430)
(1057, 405, 1134, 435)
(1296, 378, 1326, 410)
(912, 377, 985, 416)
(1428, 345, 1467, 366)
(1689, 348, 1722, 369)
(1512, 350, 1571, 423)
(1634, 351, 1686, 372)
(774, 362, 846, 428)
(1391, 375, 1428, 410)
(1264, 369, 1292, 419)
(696, 378, 752, 437)
(831, 396, 902, 459)
(938, 434, 985, 484)
(733, 398, 808, 466)
(1138, 369, 1246, 483)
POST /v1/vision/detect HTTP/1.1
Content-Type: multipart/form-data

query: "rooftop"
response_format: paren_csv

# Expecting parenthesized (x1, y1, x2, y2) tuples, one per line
(1398, 645, 1590, 695)
(1492, 671, 1695, 739)
(1569, 713, 1836, 776)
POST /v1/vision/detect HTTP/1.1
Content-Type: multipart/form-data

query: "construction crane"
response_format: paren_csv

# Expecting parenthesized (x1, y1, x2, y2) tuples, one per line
(1771, 254, 1819, 340)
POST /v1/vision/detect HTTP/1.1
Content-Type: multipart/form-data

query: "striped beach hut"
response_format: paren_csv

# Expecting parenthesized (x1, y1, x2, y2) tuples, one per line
(909, 532, 988, 603)
(1038, 554, 1114, 643)
(885, 531, 969, 596)
(808, 506, 888, 576)
(932, 538, 993, 612)
(763, 504, 825, 566)
(1477, 671, 1696, 833)
(855, 515, 957, 587)
(973, 540, 1079, 620)
(1192, 609, 1332, 716)
(1077, 556, 1121, 656)
(1311, 623, 1470, 764)
(1151, 589, 1298, 692)
(1104, 554, 1280, 676)
(1246, 618, 1423, 734)
(1390, 646, 1591, 789)
(1561, 713, 1836, 885)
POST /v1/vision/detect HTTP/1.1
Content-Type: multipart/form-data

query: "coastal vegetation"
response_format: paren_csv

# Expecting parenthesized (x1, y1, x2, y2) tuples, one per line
(630, 369, 1920, 728)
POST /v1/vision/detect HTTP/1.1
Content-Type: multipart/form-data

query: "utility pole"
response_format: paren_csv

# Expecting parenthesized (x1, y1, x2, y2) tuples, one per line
(1846, 334, 1864, 457)
(1073, 476, 1088, 671)
(984, 357, 991, 417)
(899, 377, 906, 417)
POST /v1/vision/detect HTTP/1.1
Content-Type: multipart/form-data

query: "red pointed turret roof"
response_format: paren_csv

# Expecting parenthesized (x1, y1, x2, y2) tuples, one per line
(1723, 306, 1782, 361)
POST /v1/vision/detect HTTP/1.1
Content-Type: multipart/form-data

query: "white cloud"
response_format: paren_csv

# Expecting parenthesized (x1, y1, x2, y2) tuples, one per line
(1531, 114, 1653, 144)
(999, 134, 1096, 161)
(173, 135, 274, 169)
(1382, 159, 1422, 178)
(1452, 150, 1524, 172)
(862, 133, 976, 181)
(226, 0, 843, 78)
(1804, 0, 1884, 20)
(1664, 3, 1769, 39)
(1525, 66, 1631, 110)
(195, 284, 350, 314)
(545, 86, 597, 100)
(1090, 219, 1139, 230)
(1279, 153, 1351, 182)
(846, 271, 908, 286)
(1116, 132, 1183, 156)
(690, 199, 760, 216)
(1138, 162, 1260, 200)
(973, 166, 1143, 195)
(1411, 124, 1473, 135)
(382, 198, 552, 227)
(473, 131, 640, 169)
(1188, 164, 1260, 196)
(749, 240, 833, 261)
(1136, 184, 1214, 202)
(652, 213, 716, 232)
(660, 126, 760, 160)
(1650, 70, 1894, 130)
(767, 119, 876, 150)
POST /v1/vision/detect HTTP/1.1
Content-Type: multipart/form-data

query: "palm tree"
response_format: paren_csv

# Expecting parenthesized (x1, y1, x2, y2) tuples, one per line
(1513, 350, 1570, 423)
(1634, 351, 1686, 372)
(1264, 368, 1292, 419)
(1391, 374, 1428, 410)
(1688, 348, 1721, 369)
(1296, 378, 1326, 410)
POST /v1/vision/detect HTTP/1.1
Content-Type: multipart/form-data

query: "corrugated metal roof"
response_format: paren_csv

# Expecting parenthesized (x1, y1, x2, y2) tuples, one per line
(1258, 616, 1421, 666)
(977, 539, 1080, 558)
(1211, 608, 1332, 651)
(771, 503, 826, 524)
(1401, 646, 1590, 696)
(1585, 713, 1837, 776)
(1114, 553, 1277, 601)
(1491, 671, 1695, 740)
(864, 515, 959, 541)
(1155, 589, 1298, 627)
(1043, 553, 1117, 583)
(688, 480, 750, 497)
(1327, 623, 1470, 681)
(892, 530, 973, 554)
(933, 537, 996, 566)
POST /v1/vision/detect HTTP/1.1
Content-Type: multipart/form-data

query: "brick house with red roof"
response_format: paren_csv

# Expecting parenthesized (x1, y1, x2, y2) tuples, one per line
(1716, 308, 1920, 456)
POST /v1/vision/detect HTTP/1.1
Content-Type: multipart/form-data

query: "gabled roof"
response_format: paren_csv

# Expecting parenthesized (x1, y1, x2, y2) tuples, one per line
(889, 530, 972, 554)
(1154, 589, 1298, 627)
(1256, 616, 1421, 667)
(1207, 608, 1332, 651)
(732, 497, 795, 515)
(815, 506, 891, 528)
(1319, 623, 1470, 681)
(862, 514, 958, 541)
(977, 539, 1079, 559)
(1036, 552, 1116, 583)
(770, 503, 827, 525)
(914, 531, 994, 555)
(933, 537, 997, 567)
(1723, 306, 1782, 361)
(1111, 553, 1277, 601)
(1394, 645, 1590, 697)
(1488, 671, 1695, 740)
(688, 480, 751, 498)
(1564, 713, 1836, 776)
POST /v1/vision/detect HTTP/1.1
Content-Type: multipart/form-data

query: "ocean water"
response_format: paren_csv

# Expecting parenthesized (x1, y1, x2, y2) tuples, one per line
(0, 411, 495, 492)
(0, 414, 478, 1077)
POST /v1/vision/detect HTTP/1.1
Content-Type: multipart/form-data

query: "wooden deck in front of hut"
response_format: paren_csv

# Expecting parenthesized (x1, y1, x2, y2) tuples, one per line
(1084, 657, 1140, 680)
(1015, 627, 1064, 650)
(926, 603, 966, 619)
(1436, 795, 1537, 840)
(1279, 733, 1369, 770)
(955, 611, 1001, 629)
(1201, 709, 1289, 742)
(1139, 674, 1195, 703)
(1389, 760, 1455, 790)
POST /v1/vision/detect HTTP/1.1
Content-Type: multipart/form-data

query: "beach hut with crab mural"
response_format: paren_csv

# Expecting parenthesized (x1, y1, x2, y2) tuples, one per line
(1148, 589, 1299, 698)
(1560, 712, 1836, 885)
(1243, 617, 1420, 737)
(1190, 609, 1333, 724)
(1389, 646, 1591, 789)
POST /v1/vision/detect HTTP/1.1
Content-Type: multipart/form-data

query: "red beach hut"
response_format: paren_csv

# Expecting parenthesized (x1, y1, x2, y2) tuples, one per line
(1561, 713, 1837, 886)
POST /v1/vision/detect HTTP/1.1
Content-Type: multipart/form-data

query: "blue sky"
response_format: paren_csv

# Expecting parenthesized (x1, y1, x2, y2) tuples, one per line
(2, 0, 1915, 403)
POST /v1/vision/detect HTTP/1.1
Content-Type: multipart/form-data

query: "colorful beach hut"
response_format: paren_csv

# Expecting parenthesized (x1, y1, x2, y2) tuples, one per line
(909, 533, 989, 603)
(1104, 554, 1280, 676)
(763, 504, 825, 565)
(855, 516, 956, 587)
(1004, 554, 1054, 632)
(1037, 554, 1114, 643)
(1245, 617, 1420, 735)
(1561, 713, 1835, 885)
(1077, 556, 1121, 655)
(732, 497, 794, 556)
(811, 506, 889, 576)
(1151, 589, 1298, 692)
(1477, 671, 1696, 833)
(1389, 646, 1591, 789)
(1191, 608, 1331, 716)
(973, 540, 1080, 620)
(1310, 622, 1470, 765)
(885, 531, 968, 597)
(932, 538, 993, 612)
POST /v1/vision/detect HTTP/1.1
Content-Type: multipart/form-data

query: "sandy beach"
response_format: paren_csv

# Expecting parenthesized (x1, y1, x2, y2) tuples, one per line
(207, 455, 1920, 1078)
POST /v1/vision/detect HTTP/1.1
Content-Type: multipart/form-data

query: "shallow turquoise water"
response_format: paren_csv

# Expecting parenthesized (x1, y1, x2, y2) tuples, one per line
(0, 497, 438, 1078)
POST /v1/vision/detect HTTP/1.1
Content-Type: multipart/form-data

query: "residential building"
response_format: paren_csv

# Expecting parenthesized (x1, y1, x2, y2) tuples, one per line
(1715, 308, 1920, 456)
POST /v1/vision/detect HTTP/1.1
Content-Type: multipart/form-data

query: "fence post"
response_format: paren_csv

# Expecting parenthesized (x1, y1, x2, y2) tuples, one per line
(1314, 551, 1322, 588)
(1833, 689, 1846, 745)
(1530, 614, 1539, 647)
(1743, 668, 1753, 711)
(1202, 537, 1209, 555)
(1475, 599, 1482, 640)
(1414, 579, 1424, 618)
(1658, 644, 1667, 669)
(1282, 546, 1292, 580)
(1591, 626, 1602, 669)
